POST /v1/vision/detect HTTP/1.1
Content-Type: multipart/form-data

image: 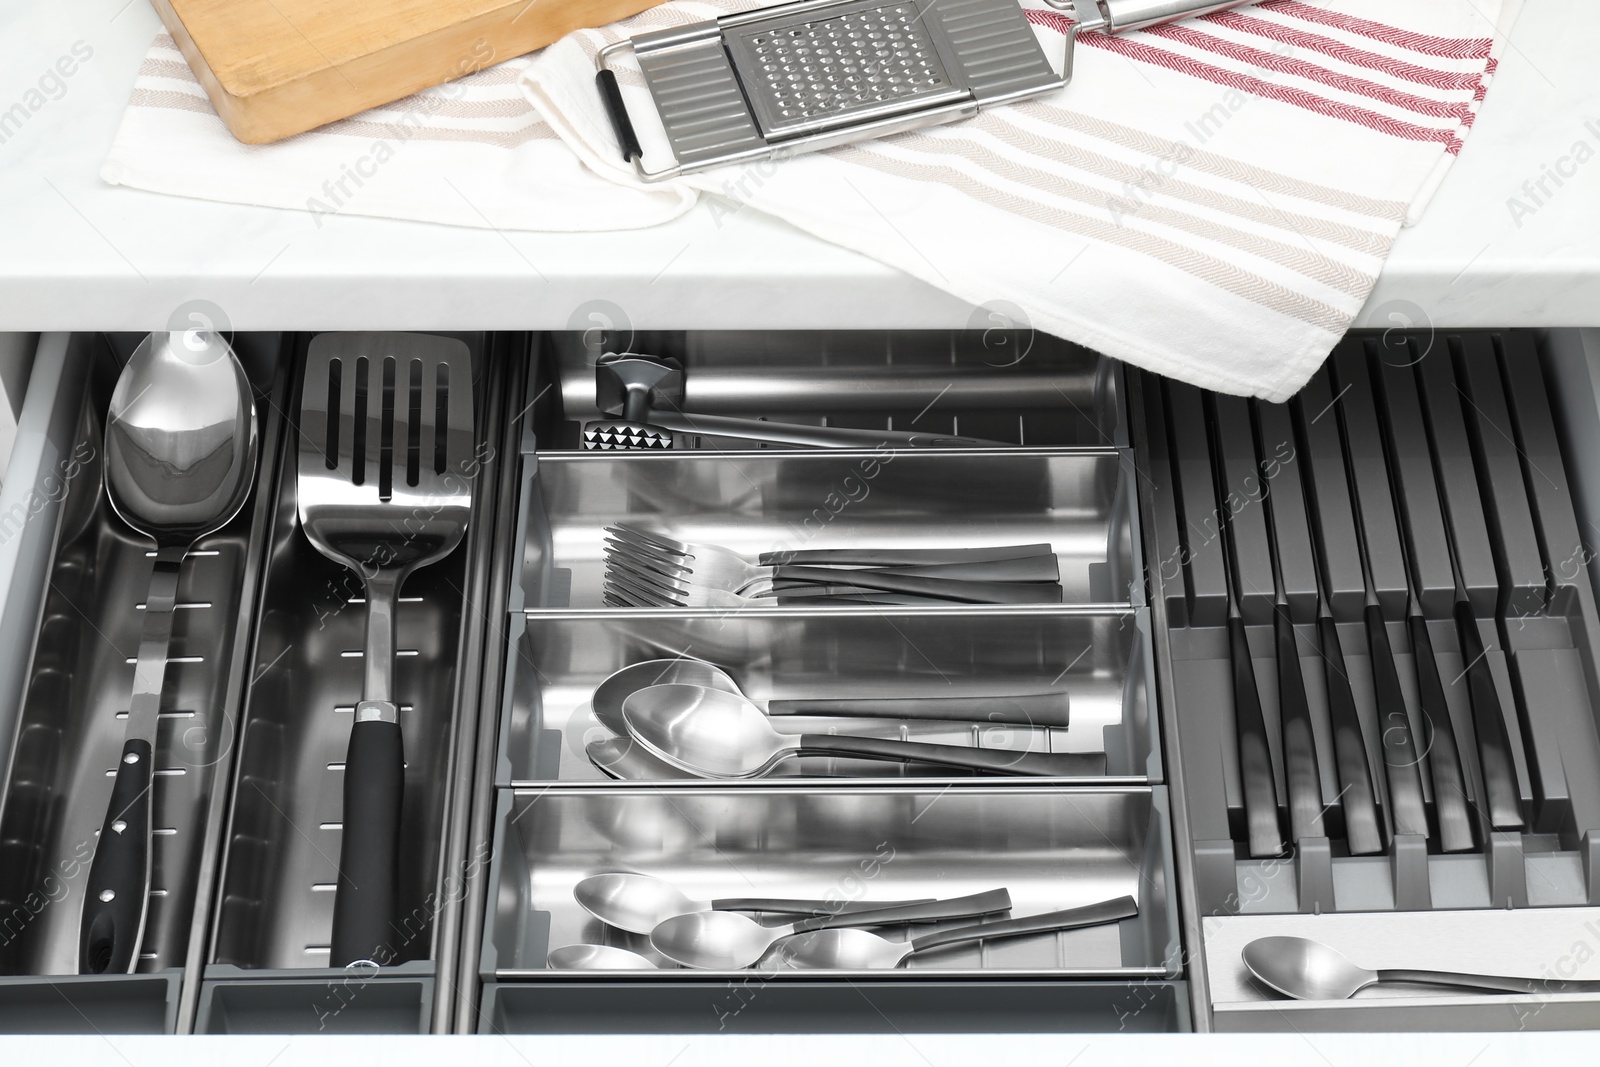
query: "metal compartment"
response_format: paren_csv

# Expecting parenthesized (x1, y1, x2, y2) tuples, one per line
(0, 332, 285, 1034)
(481, 785, 1179, 990)
(512, 449, 1139, 612)
(202, 333, 505, 1033)
(527, 329, 1126, 453)
(495, 608, 1160, 783)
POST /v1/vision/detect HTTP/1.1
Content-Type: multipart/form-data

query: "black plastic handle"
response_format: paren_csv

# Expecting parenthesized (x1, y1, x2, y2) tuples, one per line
(769, 692, 1070, 729)
(759, 544, 1055, 568)
(1316, 615, 1385, 856)
(80, 738, 154, 975)
(765, 566, 1062, 604)
(776, 555, 1059, 583)
(1274, 612, 1326, 843)
(1454, 599, 1523, 830)
(1408, 612, 1475, 852)
(711, 896, 934, 914)
(596, 70, 642, 163)
(330, 719, 405, 967)
(1365, 604, 1429, 838)
(908, 895, 1138, 955)
(1229, 616, 1285, 857)
(786, 888, 1012, 935)
(798, 733, 1106, 777)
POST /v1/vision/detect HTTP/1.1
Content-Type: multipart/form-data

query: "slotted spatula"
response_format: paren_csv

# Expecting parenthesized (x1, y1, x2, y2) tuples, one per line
(297, 333, 475, 967)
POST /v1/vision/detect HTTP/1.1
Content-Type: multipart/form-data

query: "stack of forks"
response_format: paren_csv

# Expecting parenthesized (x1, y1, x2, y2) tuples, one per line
(603, 524, 1064, 607)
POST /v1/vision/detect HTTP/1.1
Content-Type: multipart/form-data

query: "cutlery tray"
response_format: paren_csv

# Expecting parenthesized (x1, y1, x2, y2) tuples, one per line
(477, 785, 1185, 1031)
(0, 333, 287, 1033)
(197, 333, 506, 1033)
(527, 328, 1126, 452)
(1130, 329, 1600, 1029)
(512, 448, 1139, 612)
(496, 608, 1160, 783)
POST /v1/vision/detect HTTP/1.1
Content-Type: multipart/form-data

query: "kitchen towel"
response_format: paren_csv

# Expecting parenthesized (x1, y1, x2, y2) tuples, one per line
(521, 0, 1521, 400)
(100, 34, 695, 231)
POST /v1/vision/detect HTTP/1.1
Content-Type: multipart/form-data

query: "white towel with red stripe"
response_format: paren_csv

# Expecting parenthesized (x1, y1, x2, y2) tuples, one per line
(521, 0, 1520, 400)
(100, 35, 695, 231)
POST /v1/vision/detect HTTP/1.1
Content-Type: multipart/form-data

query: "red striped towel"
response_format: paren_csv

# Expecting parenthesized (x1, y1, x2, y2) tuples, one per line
(523, 0, 1520, 400)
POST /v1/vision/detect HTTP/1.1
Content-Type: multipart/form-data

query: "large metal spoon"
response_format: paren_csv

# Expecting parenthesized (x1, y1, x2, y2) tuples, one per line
(781, 896, 1138, 969)
(592, 658, 1069, 731)
(81, 330, 258, 974)
(575, 872, 931, 935)
(1242, 936, 1600, 1000)
(622, 684, 1105, 779)
(651, 888, 1011, 970)
(546, 945, 660, 970)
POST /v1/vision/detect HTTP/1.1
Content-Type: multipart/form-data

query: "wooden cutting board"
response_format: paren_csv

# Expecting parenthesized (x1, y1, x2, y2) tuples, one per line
(151, 0, 667, 144)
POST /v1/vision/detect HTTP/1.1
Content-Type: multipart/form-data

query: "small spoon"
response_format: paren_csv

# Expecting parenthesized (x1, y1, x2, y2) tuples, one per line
(1241, 936, 1600, 1000)
(81, 330, 257, 975)
(546, 945, 659, 970)
(575, 872, 932, 935)
(622, 684, 1106, 779)
(651, 888, 1011, 970)
(781, 896, 1138, 969)
(592, 658, 1069, 730)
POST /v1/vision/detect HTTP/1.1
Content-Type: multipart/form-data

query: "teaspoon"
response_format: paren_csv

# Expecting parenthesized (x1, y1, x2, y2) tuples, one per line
(575, 872, 931, 934)
(1242, 936, 1600, 1000)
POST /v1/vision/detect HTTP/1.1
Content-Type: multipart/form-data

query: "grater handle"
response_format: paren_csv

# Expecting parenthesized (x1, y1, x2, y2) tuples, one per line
(1052, 0, 1249, 33)
(597, 69, 643, 164)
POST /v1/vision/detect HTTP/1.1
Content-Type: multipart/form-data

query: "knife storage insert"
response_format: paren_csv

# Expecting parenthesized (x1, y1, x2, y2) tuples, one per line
(0, 333, 284, 1033)
(206, 334, 499, 997)
(496, 609, 1159, 784)
(527, 329, 1125, 452)
(1131, 330, 1600, 924)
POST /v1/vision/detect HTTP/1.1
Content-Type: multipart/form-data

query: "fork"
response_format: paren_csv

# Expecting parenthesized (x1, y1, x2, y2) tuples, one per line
(297, 333, 475, 967)
(615, 524, 1058, 569)
(604, 528, 1062, 606)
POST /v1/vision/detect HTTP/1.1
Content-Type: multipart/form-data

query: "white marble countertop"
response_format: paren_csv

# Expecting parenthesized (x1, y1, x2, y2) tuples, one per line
(0, 1, 1596, 332)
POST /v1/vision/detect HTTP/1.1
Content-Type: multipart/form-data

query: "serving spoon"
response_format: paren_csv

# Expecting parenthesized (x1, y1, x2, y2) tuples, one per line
(1242, 936, 1600, 1000)
(575, 872, 931, 935)
(651, 888, 1010, 969)
(81, 331, 258, 974)
(780, 895, 1138, 969)
(622, 684, 1105, 779)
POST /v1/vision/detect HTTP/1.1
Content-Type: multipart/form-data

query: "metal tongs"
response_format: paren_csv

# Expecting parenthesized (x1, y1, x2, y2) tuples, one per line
(597, 0, 1248, 182)
(582, 353, 1006, 449)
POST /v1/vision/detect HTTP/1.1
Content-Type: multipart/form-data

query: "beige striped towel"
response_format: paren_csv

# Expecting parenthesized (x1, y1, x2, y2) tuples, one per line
(521, 0, 1521, 400)
(100, 34, 694, 231)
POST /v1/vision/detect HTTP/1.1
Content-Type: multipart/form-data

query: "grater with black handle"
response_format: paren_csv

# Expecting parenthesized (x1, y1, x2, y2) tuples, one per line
(596, 0, 1248, 182)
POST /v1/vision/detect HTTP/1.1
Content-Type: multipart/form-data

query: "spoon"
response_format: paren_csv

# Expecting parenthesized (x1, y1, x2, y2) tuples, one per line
(586, 736, 699, 781)
(592, 658, 1069, 731)
(781, 895, 1138, 969)
(622, 685, 1106, 779)
(546, 944, 660, 970)
(1241, 936, 1600, 1000)
(651, 888, 1011, 969)
(81, 330, 258, 975)
(575, 872, 932, 935)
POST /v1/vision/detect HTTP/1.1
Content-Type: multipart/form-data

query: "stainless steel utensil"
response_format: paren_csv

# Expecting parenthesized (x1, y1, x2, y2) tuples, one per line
(781, 895, 1137, 969)
(596, 0, 1248, 182)
(586, 737, 698, 780)
(651, 888, 1011, 969)
(81, 331, 258, 975)
(621, 683, 1106, 778)
(1241, 936, 1600, 1000)
(591, 657, 1071, 731)
(297, 332, 475, 967)
(547, 944, 661, 970)
(574, 872, 932, 934)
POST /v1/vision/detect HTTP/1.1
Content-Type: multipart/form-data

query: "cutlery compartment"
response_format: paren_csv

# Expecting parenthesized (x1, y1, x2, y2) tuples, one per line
(0, 332, 285, 1033)
(512, 449, 1140, 611)
(479, 784, 1180, 1029)
(526, 329, 1125, 452)
(201, 333, 506, 1029)
(1131, 329, 1600, 1029)
(496, 608, 1159, 783)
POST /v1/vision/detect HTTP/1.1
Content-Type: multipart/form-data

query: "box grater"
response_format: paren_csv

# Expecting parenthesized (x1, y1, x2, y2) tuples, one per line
(596, 0, 1247, 181)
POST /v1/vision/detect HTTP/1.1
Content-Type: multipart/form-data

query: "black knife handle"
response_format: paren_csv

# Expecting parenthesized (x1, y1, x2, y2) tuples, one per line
(80, 738, 154, 975)
(330, 718, 405, 967)
(596, 70, 642, 163)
